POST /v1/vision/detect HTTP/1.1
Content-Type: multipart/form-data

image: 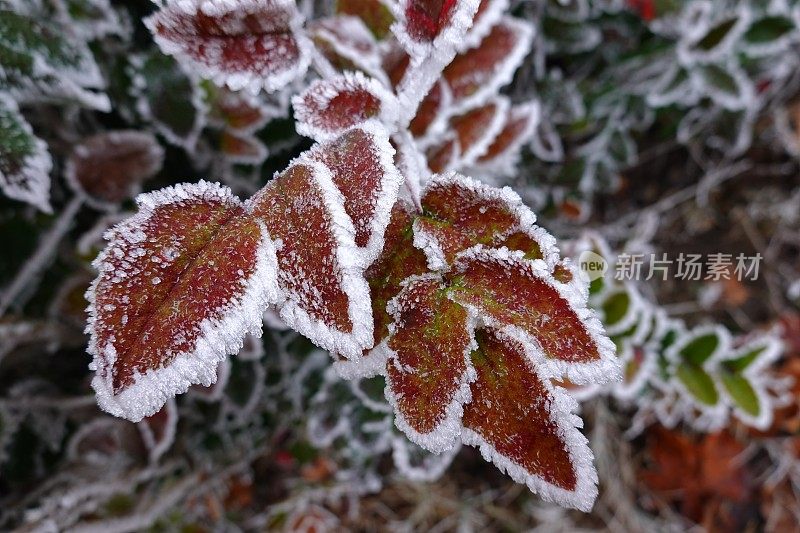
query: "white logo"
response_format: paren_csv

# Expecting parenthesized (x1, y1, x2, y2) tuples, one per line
(578, 250, 608, 282)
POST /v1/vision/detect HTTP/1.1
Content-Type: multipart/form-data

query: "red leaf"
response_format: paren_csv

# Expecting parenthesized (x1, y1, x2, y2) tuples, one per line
(209, 88, 278, 133)
(443, 17, 533, 111)
(249, 160, 373, 358)
(293, 72, 399, 141)
(393, 0, 482, 57)
(385, 275, 475, 452)
(219, 130, 268, 165)
(461, 328, 598, 511)
(413, 172, 556, 270)
(305, 125, 403, 262)
(425, 135, 460, 174)
(65, 130, 164, 210)
(144, 0, 311, 94)
(461, 0, 509, 50)
(449, 247, 619, 383)
(475, 100, 539, 174)
(449, 96, 509, 164)
(409, 79, 451, 140)
(335, 202, 429, 378)
(88, 182, 280, 421)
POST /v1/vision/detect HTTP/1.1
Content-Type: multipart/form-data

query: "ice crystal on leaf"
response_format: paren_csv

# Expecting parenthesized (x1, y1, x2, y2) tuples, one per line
(144, 0, 312, 94)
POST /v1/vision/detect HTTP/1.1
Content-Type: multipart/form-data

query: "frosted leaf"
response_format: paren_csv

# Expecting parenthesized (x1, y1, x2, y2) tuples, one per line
(293, 72, 400, 142)
(308, 16, 387, 82)
(137, 397, 178, 463)
(413, 172, 558, 271)
(305, 124, 403, 264)
(0, 97, 52, 213)
(144, 0, 312, 94)
(459, 0, 509, 52)
(692, 61, 755, 111)
(461, 327, 599, 512)
(391, 0, 482, 59)
(384, 275, 476, 453)
(249, 159, 372, 358)
(474, 100, 540, 176)
(442, 17, 533, 112)
(208, 87, 279, 134)
(219, 130, 269, 165)
(425, 134, 460, 174)
(664, 325, 731, 422)
(391, 434, 460, 481)
(677, 7, 749, 65)
(449, 96, 509, 165)
(716, 332, 783, 430)
(88, 181, 280, 421)
(449, 246, 620, 385)
(130, 51, 207, 150)
(53, 0, 126, 41)
(336, 0, 395, 39)
(408, 79, 452, 145)
(0, 7, 109, 110)
(65, 130, 165, 211)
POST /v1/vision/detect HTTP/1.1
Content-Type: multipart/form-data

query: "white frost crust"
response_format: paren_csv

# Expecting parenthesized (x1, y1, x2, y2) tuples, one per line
(676, 5, 750, 66)
(333, 340, 391, 380)
(144, 0, 312, 95)
(459, 0, 510, 53)
(451, 245, 622, 386)
(383, 274, 479, 454)
(190, 358, 231, 401)
(87, 182, 281, 422)
(137, 397, 178, 463)
(391, 434, 461, 482)
(310, 16, 389, 85)
(448, 17, 534, 115)
(460, 328, 599, 513)
(612, 344, 657, 403)
(266, 158, 374, 359)
(0, 98, 53, 213)
(472, 100, 541, 177)
(718, 333, 783, 430)
(412, 217, 449, 272)
(457, 96, 510, 166)
(292, 72, 400, 142)
(390, 0, 482, 63)
(421, 171, 560, 268)
(222, 132, 269, 165)
(310, 122, 404, 267)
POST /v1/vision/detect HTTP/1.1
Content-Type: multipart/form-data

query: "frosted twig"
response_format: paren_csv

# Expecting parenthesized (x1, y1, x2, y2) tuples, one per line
(0, 195, 83, 316)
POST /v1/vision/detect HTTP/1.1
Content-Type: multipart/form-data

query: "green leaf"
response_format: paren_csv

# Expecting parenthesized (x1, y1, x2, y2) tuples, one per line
(676, 363, 719, 405)
(602, 290, 630, 327)
(0, 8, 107, 108)
(0, 98, 52, 212)
(693, 17, 738, 52)
(722, 346, 766, 373)
(679, 333, 719, 365)
(720, 373, 760, 416)
(744, 16, 794, 44)
(133, 51, 206, 150)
